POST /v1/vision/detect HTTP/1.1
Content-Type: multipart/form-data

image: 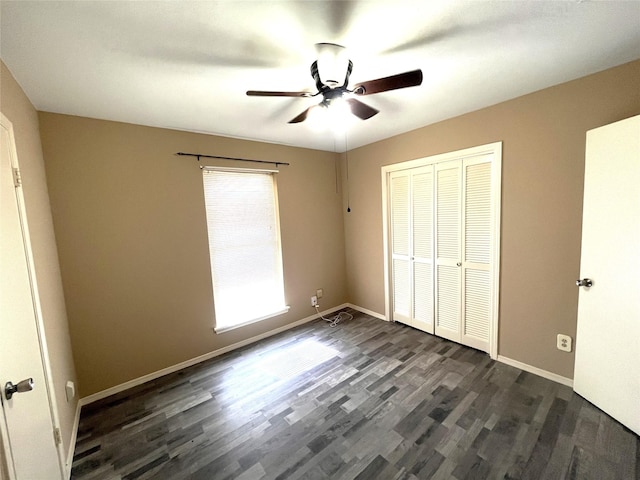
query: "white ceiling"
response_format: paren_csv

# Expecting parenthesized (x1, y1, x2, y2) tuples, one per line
(2, 1, 639, 152)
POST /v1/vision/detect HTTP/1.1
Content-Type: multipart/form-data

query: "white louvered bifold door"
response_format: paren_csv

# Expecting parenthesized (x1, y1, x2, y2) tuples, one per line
(385, 143, 499, 355)
(434, 161, 462, 342)
(389, 167, 434, 333)
(462, 156, 493, 352)
(411, 167, 434, 333)
(390, 172, 411, 323)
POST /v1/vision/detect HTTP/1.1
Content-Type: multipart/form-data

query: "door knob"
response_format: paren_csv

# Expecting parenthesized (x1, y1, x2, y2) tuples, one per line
(576, 278, 593, 288)
(4, 378, 34, 400)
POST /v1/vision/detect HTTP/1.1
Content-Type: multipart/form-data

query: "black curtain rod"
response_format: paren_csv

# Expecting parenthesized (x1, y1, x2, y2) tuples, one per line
(176, 152, 289, 167)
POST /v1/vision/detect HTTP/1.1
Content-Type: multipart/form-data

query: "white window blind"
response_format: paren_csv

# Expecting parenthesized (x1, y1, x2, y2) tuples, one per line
(202, 168, 287, 332)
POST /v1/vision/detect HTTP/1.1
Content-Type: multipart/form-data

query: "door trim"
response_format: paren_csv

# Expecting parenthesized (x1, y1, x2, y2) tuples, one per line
(381, 142, 502, 359)
(0, 113, 65, 478)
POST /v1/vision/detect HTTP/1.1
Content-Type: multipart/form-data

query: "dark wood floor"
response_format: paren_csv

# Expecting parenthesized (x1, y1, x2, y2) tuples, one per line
(71, 309, 639, 480)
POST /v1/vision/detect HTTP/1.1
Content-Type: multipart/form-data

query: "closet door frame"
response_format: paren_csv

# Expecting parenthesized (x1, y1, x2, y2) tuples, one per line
(381, 142, 502, 359)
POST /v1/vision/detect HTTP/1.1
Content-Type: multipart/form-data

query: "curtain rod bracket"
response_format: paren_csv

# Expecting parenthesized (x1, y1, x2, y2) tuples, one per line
(176, 152, 289, 168)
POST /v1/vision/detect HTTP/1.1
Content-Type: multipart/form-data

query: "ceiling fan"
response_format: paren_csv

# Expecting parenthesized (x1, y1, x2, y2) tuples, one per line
(246, 43, 423, 124)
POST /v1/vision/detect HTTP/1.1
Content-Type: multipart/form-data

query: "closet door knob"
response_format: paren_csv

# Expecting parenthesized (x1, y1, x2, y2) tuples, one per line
(456, 262, 462, 267)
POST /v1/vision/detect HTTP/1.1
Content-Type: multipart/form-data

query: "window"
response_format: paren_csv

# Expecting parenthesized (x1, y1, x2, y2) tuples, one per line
(202, 167, 288, 332)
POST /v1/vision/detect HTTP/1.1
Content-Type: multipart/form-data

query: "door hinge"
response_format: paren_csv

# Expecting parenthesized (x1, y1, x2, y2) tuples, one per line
(12, 167, 22, 187)
(53, 427, 62, 445)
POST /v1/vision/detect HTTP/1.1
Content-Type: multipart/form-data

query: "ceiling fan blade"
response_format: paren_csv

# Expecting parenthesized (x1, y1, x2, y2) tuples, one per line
(288, 106, 315, 123)
(353, 69, 423, 95)
(247, 90, 313, 97)
(345, 98, 379, 120)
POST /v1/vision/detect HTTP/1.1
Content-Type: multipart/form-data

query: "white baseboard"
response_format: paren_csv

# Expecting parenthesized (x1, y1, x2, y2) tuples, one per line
(80, 303, 350, 405)
(79, 307, 571, 406)
(497, 355, 573, 387)
(340, 308, 572, 389)
(347, 303, 386, 321)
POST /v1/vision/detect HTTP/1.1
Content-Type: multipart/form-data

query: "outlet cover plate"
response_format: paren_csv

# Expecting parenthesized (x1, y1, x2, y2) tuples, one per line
(557, 334, 572, 352)
(65, 381, 75, 402)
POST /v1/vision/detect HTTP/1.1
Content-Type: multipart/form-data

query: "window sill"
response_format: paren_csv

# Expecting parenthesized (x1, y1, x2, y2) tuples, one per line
(214, 306, 290, 334)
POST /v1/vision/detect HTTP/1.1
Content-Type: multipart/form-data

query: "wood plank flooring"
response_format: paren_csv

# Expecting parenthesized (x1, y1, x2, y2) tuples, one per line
(71, 309, 639, 479)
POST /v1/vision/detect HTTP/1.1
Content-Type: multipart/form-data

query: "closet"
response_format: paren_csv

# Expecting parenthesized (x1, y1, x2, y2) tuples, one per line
(383, 143, 501, 356)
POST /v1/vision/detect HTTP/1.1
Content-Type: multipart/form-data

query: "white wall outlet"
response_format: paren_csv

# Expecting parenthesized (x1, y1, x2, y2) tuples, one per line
(316, 289, 323, 299)
(65, 380, 76, 402)
(311, 295, 318, 307)
(557, 334, 572, 352)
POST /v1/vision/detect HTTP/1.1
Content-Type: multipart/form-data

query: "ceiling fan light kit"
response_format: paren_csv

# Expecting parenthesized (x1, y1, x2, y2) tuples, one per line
(247, 43, 423, 124)
(315, 42, 351, 87)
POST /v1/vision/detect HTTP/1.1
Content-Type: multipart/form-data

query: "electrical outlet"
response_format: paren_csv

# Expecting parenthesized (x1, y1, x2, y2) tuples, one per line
(316, 288, 323, 299)
(557, 334, 572, 352)
(65, 381, 75, 402)
(311, 295, 318, 307)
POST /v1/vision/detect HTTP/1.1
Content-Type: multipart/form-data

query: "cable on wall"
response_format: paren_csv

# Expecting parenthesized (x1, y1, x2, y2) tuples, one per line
(176, 152, 290, 168)
(343, 131, 351, 213)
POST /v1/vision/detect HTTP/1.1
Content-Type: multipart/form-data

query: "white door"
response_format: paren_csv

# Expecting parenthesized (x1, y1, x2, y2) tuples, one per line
(434, 155, 493, 353)
(434, 160, 462, 342)
(460, 157, 493, 352)
(574, 115, 640, 435)
(0, 115, 63, 478)
(389, 167, 435, 333)
(411, 168, 435, 333)
(390, 171, 412, 323)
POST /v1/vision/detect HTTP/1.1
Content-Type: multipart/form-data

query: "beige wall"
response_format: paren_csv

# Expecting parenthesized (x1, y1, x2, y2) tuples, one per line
(38, 113, 347, 397)
(342, 60, 640, 379)
(29, 59, 640, 401)
(1, 61, 79, 466)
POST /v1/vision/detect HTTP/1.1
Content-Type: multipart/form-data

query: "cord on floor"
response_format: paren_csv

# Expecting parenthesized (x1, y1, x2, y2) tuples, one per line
(314, 305, 353, 327)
